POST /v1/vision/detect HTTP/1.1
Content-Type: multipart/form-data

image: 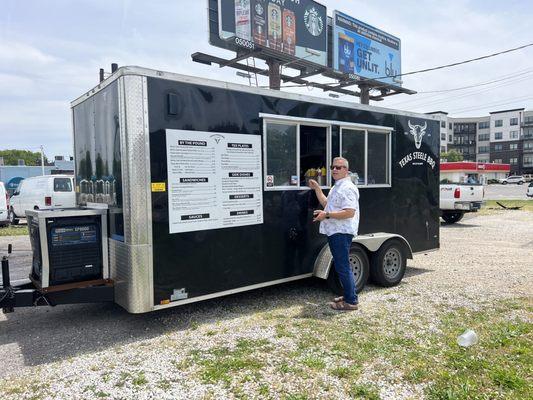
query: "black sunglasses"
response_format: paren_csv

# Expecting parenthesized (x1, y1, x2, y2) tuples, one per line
(330, 165, 347, 170)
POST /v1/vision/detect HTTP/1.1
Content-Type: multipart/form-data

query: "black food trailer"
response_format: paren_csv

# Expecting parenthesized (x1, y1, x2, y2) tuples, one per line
(1, 66, 440, 314)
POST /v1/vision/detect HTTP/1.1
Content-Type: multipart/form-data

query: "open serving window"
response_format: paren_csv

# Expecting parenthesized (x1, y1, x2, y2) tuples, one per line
(262, 114, 392, 190)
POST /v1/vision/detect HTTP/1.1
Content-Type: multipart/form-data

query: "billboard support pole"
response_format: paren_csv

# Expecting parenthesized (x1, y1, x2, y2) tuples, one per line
(267, 59, 281, 90)
(359, 85, 370, 105)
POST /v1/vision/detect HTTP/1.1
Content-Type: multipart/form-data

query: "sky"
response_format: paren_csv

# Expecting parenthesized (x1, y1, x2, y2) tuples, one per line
(1, 0, 532, 158)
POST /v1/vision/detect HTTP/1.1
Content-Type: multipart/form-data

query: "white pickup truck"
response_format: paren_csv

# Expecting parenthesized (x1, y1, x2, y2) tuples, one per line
(440, 183, 484, 223)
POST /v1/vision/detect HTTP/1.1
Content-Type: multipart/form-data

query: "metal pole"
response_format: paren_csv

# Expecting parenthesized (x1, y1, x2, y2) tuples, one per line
(359, 85, 370, 105)
(40, 145, 45, 175)
(266, 59, 281, 90)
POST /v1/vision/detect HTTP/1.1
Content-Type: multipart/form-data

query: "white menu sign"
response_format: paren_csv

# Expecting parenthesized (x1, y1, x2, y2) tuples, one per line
(166, 129, 263, 234)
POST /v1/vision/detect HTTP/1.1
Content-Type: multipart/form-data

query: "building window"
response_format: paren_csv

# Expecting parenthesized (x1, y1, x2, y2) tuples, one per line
(524, 156, 533, 166)
(449, 123, 452, 130)
(509, 143, 518, 150)
(478, 133, 489, 141)
(524, 127, 533, 139)
(440, 121, 446, 128)
(494, 119, 503, 127)
(510, 117, 518, 126)
(524, 142, 533, 150)
(493, 159, 503, 164)
(448, 134, 452, 142)
(494, 132, 503, 140)
(494, 144, 503, 151)
(441, 146, 446, 153)
(478, 159, 488, 163)
(510, 157, 518, 165)
(478, 146, 489, 153)
(525, 116, 533, 124)
(510, 130, 519, 139)
(441, 133, 446, 141)
(478, 121, 490, 129)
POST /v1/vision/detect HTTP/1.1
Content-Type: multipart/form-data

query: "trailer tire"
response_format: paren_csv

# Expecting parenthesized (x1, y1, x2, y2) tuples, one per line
(370, 239, 407, 287)
(327, 243, 369, 295)
(441, 211, 464, 224)
(9, 208, 19, 225)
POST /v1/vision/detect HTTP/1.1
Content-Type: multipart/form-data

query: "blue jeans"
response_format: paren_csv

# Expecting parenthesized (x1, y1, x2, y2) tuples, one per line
(328, 233, 357, 305)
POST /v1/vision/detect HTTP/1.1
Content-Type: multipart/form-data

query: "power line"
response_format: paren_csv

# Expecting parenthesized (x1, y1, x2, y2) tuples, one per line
(446, 94, 533, 114)
(387, 71, 533, 109)
(398, 74, 533, 110)
(275, 44, 533, 96)
(360, 42, 533, 83)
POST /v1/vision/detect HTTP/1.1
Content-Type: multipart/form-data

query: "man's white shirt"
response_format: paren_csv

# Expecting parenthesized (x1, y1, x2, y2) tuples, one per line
(319, 177, 359, 236)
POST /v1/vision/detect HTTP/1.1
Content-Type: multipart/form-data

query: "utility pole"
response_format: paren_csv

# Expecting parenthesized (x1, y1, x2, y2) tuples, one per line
(40, 145, 45, 175)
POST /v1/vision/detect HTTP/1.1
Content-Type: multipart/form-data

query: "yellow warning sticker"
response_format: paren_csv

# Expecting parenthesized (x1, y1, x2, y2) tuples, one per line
(151, 182, 166, 192)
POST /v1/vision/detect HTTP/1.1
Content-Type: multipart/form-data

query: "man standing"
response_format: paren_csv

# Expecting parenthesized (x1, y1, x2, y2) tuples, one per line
(309, 157, 360, 311)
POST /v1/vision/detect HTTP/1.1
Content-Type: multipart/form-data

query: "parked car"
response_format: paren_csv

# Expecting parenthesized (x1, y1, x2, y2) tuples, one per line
(0, 182, 9, 227)
(527, 182, 533, 198)
(9, 175, 75, 225)
(499, 175, 525, 185)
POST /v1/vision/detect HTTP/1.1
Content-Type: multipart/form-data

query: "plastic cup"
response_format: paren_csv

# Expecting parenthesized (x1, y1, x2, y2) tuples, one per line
(457, 329, 478, 347)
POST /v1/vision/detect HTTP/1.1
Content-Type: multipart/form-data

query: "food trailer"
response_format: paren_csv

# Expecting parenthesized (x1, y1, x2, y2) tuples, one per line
(1, 66, 440, 314)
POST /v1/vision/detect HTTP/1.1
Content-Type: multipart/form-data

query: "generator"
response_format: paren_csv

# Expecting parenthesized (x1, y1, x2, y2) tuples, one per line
(26, 208, 108, 288)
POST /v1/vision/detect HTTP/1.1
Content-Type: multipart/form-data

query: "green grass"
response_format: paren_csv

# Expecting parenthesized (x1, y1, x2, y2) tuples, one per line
(0, 224, 28, 236)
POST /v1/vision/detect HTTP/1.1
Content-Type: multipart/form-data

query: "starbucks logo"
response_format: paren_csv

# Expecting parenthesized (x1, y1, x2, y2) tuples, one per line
(304, 6, 323, 36)
(255, 3, 263, 15)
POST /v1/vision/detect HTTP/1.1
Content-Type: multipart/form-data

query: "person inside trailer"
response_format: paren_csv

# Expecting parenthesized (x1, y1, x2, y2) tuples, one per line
(309, 156, 360, 311)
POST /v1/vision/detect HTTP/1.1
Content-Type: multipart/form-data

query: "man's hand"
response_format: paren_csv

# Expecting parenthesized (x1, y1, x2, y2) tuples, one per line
(308, 179, 320, 190)
(313, 210, 327, 222)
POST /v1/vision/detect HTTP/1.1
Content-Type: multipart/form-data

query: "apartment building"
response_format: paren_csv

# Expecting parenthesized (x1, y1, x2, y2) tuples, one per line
(429, 108, 533, 175)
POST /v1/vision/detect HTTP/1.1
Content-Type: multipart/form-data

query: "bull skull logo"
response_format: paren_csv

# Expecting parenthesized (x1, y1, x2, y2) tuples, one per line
(407, 120, 427, 149)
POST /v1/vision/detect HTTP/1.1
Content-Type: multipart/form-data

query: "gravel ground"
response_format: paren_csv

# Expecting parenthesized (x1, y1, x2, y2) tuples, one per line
(0, 211, 532, 399)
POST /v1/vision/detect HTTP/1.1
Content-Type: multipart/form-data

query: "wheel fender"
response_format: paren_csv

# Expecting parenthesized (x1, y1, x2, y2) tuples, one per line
(313, 233, 412, 280)
(354, 233, 413, 261)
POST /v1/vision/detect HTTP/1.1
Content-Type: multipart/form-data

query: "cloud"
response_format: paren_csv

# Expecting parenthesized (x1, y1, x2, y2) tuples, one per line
(0, 41, 58, 66)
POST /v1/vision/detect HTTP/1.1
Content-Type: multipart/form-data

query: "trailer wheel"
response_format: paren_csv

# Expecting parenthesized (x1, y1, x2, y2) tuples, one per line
(370, 239, 407, 287)
(327, 244, 369, 295)
(441, 211, 464, 224)
(9, 208, 19, 225)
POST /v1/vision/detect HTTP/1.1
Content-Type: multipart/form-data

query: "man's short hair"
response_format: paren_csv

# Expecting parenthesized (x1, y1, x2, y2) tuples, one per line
(332, 156, 349, 170)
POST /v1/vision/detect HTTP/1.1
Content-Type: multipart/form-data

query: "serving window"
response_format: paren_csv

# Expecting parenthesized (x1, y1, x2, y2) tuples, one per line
(262, 114, 391, 190)
(341, 128, 391, 187)
(264, 120, 330, 190)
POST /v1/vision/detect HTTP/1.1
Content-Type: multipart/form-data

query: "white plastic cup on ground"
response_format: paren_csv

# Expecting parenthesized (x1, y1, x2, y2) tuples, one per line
(457, 329, 479, 347)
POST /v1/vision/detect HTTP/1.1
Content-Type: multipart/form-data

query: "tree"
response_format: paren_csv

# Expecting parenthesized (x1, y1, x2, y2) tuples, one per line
(441, 150, 463, 162)
(0, 149, 48, 166)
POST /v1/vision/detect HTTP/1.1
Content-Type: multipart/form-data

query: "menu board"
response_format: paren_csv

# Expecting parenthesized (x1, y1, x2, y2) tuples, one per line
(166, 129, 263, 234)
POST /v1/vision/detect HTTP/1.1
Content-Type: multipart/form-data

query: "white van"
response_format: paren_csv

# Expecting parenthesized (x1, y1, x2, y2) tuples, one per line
(9, 175, 76, 224)
(0, 182, 9, 227)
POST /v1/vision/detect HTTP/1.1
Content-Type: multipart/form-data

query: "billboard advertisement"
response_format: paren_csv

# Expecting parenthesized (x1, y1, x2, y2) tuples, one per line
(333, 10, 401, 86)
(217, 0, 327, 66)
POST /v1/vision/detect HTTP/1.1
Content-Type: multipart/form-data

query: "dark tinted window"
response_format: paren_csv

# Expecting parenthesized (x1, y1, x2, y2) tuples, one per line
(54, 178, 72, 192)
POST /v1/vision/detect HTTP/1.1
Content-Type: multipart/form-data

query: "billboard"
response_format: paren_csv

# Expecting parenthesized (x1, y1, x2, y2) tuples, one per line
(333, 10, 401, 86)
(217, 0, 327, 66)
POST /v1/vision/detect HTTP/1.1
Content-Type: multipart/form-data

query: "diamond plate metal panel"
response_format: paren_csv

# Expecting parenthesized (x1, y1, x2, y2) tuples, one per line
(109, 239, 152, 313)
(111, 75, 153, 313)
